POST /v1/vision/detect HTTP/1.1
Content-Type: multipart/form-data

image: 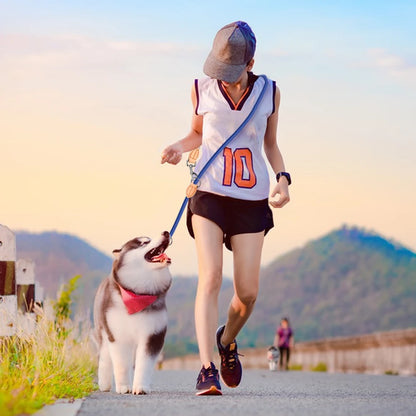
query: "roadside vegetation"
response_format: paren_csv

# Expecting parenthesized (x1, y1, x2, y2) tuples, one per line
(311, 362, 328, 372)
(288, 363, 303, 371)
(0, 276, 97, 416)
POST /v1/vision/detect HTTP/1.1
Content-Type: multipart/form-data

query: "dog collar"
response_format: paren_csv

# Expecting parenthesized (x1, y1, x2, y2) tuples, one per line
(117, 284, 158, 314)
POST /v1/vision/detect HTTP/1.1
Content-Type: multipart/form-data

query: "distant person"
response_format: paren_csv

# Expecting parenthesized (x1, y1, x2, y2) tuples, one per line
(274, 317, 294, 370)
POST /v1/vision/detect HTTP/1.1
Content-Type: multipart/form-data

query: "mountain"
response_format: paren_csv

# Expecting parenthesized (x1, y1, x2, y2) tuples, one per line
(15, 231, 112, 312)
(242, 225, 416, 345)
(13, 226, 416, 357)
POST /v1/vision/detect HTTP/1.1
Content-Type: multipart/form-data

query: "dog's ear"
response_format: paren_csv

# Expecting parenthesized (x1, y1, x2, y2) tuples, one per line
(112, 248, 121, 260)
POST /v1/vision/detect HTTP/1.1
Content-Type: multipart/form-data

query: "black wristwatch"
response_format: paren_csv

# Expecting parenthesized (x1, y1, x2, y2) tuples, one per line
(276, 172, 292, 185)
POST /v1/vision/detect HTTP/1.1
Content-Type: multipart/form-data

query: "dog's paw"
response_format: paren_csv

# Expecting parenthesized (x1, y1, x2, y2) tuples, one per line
(133, 389, 147, 395)
(132, 385, 149, 395)
(116, 385, 131, 394)
(98, 384, 111, 392)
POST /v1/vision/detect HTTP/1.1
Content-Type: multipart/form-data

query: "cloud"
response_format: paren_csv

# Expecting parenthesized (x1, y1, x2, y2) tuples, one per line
(0, 33, 201, 73)
(107, 39, 199, 55)
(368, 48, 416, 86)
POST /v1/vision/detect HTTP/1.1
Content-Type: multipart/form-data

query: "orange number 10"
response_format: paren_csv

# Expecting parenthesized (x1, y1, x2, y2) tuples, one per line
(223, 147, 257, 188)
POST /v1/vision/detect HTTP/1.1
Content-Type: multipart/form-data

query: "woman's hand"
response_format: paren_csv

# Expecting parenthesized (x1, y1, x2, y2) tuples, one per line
(161, 143, 183, 165)
(269, 179, 290, 208)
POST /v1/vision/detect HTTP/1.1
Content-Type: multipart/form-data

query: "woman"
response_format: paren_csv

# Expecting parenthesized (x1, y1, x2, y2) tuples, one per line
(162, 21, 291, 395)
(274, 317, 294, 370)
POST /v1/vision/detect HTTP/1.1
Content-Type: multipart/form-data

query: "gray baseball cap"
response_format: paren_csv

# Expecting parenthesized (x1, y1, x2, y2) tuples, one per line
(203, 21, 256, 83)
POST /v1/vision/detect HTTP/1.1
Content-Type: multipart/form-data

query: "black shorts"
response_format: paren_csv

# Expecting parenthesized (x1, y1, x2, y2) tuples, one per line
(186, 190, 274, 251)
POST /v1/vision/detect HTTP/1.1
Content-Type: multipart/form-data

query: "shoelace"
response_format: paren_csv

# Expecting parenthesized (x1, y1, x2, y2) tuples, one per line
(222, 342, 243, 370)
(199, 366, 218, 382)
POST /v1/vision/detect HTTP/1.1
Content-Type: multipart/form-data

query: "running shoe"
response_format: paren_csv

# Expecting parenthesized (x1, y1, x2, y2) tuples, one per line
(216, 325, 242, 387)
(195, 362, 222, 396)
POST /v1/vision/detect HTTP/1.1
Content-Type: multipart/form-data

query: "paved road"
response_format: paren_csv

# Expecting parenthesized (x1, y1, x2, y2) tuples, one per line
(73, 370, 415, 416)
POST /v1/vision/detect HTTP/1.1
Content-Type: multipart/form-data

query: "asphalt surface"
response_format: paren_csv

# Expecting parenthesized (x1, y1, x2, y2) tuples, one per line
(70, 370, 416, 416)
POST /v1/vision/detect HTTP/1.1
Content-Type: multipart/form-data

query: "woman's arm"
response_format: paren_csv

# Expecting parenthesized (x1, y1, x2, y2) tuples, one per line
(263, 86, 290, 208)
(161, 83, 203, 165)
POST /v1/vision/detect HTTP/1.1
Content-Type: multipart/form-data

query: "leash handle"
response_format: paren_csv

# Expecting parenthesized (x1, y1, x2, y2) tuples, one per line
(169, 75, 269, 240)
(188, 148, 200, 165)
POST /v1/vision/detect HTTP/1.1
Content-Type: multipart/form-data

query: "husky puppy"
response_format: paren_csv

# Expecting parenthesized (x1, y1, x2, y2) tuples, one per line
(267, 345, 280, 371)
(93, 231, 172, 395)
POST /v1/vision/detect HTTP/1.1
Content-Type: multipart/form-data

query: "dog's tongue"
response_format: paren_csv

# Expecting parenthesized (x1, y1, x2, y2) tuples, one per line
(151, 253, 171, 263)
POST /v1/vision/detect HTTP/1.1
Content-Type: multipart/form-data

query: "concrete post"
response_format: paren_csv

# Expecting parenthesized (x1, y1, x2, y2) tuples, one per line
(16, 259, 35, 313)
(16, 259, 36, 334)
(0, 225, 17, 336)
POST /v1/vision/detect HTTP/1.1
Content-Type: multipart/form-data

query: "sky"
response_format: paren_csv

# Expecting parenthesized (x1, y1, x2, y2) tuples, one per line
(1, 0, 415, 277)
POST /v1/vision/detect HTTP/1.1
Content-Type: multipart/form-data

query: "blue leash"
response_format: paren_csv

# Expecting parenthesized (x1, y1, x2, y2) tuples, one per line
(169, 75, 269, 239)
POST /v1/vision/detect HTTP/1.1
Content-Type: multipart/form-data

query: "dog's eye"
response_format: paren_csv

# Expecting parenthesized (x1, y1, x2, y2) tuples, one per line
(137, 237, 151, 246)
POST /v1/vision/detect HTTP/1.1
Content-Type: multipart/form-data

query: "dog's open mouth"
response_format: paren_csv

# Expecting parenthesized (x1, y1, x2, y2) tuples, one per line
(144, 232, 171, 264)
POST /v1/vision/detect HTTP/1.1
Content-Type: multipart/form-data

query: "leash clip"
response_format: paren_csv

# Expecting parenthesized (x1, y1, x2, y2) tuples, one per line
(186, 160, 197, 179)
(186, 148, 200, 180)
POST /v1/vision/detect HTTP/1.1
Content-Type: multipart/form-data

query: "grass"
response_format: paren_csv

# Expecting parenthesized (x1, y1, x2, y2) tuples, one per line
(311, 362, 328, 372)
(0, 276, 97, 416)
(288, 363, 303, 371)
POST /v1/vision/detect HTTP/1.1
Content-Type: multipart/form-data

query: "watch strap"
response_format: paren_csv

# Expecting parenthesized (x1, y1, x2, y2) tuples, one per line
(276, 172, 291, 185)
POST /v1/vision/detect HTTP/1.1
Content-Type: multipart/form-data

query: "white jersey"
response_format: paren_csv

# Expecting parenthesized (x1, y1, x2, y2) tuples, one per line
(194, 73, 276, 200)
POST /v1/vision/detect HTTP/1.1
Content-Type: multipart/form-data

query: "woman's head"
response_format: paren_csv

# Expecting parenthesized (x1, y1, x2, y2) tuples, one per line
(281, 317, 290, 327)
(203, 21, 256, 83)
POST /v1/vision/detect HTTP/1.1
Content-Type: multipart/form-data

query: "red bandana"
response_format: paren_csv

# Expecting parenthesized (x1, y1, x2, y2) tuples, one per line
(118, 284, 158, 314)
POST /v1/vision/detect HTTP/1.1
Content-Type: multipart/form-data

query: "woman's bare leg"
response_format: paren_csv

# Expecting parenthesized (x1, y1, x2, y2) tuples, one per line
(220, 231, 264, 347)
(192, 214, 224, 368)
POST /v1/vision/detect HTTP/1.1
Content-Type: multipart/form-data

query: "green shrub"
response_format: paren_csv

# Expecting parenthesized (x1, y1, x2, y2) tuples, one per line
(53, 275, 81, 338)
(384, 370, 399, 376)
(311, 362, 327, 372)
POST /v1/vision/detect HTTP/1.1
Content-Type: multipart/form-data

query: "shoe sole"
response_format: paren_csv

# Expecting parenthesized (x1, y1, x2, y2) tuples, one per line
(195, 386, 222, 396)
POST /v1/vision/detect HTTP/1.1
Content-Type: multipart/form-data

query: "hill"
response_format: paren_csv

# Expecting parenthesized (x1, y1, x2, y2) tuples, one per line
(13, 226, 416, 357)
(15, 231, 112, 312)
(242, 226, 416, 346)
